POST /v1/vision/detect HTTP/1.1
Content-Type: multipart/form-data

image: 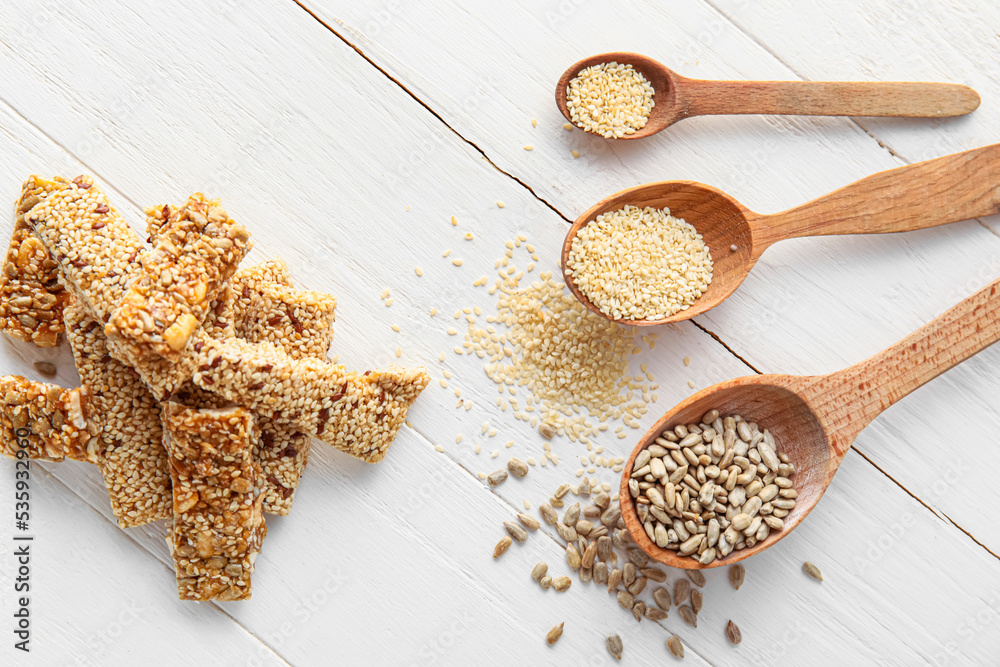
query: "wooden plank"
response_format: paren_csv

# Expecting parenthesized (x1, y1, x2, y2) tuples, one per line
(0, 466, 289, 665)
(0, 0, 998, 663)
(298, 0, 1000, 555)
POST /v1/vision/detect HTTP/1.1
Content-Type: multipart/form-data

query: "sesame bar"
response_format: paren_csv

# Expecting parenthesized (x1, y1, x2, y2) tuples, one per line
(23, 175, 144, 324)
(162, 401, 266, 601)
(64, 300, 172, 527)
(235, 281, 336, 361)
(0, 176, 73, 347)
(107, 194, 251, 363)
(0, 375, 98, 462)
(193, 337, 429, 463)
(255, 427, 310, 515)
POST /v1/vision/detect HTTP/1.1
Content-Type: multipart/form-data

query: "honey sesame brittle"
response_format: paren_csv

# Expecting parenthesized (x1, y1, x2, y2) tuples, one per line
(162, 401, 265, 601)
(0, 176, 73, 347)
(107, 194, 251, 363)
(0, 375, 98, 462)
(64, 300, 173, 528)
(193, 337, 429, 463)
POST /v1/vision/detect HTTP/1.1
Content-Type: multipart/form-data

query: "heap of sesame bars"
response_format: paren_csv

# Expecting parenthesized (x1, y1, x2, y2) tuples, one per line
(0, 175, 430, 601)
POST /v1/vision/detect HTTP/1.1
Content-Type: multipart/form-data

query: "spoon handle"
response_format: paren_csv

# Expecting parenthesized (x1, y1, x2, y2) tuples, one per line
(679, 78, 980, 119)
(807, 276, 1000, 452)
(750, 144, 1000, 250)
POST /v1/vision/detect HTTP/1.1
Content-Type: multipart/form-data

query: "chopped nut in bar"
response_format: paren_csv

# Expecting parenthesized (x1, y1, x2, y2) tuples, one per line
(107, 194, 251, 363)
(163, 401, 266, 601)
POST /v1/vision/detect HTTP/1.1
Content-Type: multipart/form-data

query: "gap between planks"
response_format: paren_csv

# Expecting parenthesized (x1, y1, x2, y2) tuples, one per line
(282, 0, 1000, 564)
(34, 462, 297, 667)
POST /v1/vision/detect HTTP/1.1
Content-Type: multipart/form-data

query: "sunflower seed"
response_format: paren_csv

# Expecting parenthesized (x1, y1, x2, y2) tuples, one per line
(726, 620, 742, 644)
(546, 622, 564, 645)
(553, 576, 572, 592)
(803, 561, 823, 581)
(679, 605, 697, 627)
(531, 562, 548, 581)
(607, 568, 623, 592)
(597, 536, 612, 561)
(504, 521, 528, 542)
(578, 477, 591, 495)
(556, 523, 578, 542)
(594, 562, 609, 585)
(645, 607, 669, 621)
(666, 635, 685, 658)
(582, 541, 598, 568)
(540, 503, 558, 525)
(564, 503, 581, 526)
(566, 544, 582, 570)
(554, 483, 571, 499)
(632, 600, 646, 622)
(513, 514, 539, 532)
(691, 589, 703, 614)
(487, 469, 508, 487)
(674, 578, 691, 605)
(617, 590, 634, 610)
(576, 520, 594, 536)
(653, 586, 671, 610)
(606, 634, 623, 661)
(507, 458, 529, 477)
(626, 547, 649, 568)
(627, 576, 647, 596)
(729, 564, 745, 590)
(580, 566, 593, 583)
(539, 576, 552, 589)
(493, 536, 512, 558)
(594, 492, 611, 509)
(685, 569, 706, 588)
(641, 567, 666, 583)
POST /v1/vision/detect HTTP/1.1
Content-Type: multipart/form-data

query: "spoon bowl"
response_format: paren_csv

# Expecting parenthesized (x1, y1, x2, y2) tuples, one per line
(561, 143, 1000, 326)
(619, 274, 1000, 568)
(556, 52, 979, 140)
(619, 375, 831, 569)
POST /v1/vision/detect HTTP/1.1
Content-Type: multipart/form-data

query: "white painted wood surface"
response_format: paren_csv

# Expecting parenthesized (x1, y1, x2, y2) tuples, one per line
(0, 0, 998, 664)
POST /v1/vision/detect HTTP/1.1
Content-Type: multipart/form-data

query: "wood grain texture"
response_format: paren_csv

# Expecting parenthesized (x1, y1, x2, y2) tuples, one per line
(0, 0, 998, 664)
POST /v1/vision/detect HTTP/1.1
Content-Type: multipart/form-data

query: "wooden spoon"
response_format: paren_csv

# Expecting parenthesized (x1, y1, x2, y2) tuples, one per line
(620, 275, 1000, 569)
(555, 52, 980, 140)
(561, 143, 1000, 326)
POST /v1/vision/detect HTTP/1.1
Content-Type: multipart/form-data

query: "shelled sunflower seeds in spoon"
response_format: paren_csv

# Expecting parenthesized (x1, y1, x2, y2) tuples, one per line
(628, 410, 797, 565)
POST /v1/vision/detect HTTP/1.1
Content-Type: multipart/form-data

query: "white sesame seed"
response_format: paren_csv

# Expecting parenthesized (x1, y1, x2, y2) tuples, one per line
(497, 201, 505, 208)
(415, 266, 424, 276)
(566, 62, 654, 137)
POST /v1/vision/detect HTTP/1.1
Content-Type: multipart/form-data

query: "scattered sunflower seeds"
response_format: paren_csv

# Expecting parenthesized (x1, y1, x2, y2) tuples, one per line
(726, 620, 742, 645)
(679, 605, 697, 628)
(552, 576, 572, 592)
(546, 622, 564, 645)
(493, 536, 512, 559)
(685, 570, 706, 588)
(803, 561, 823, 581)
(507, 458, 529, 477)
(606, 634, 623, 661)
(487, 469, 508, 487)
(653, 586, 671, 610)
(666, 635, 685, 658)
(531, 562, 548, 581)
(646, 607, 669, 621)
(566, 544, 582, 570)
(729, 564, 745, 590)
(539, 575, 552, 590)
(674, 578, 691, 606)
(517, 513, 540, 531)
(504, 521, 528, 542)
(691, 589, 703, 614)
(539, 503, 558, 525)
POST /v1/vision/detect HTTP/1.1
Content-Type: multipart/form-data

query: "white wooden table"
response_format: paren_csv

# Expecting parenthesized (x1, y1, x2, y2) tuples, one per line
(1, 1, 999, 664)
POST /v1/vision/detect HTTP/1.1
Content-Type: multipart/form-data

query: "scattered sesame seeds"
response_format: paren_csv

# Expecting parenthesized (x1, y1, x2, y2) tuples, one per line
(571, 150, 580, 158)
(434, 445, 445, 453)
(439, 352, 446, 362)
(430, 308, 438, 317)
(395, 346, 402, 357)
(683, 356, 691, 367)
(442, 249, 452, 257)
(391, 324, 401, 332)
(415, 266, 424, 276)
(451, 216, 458, 226)
(465, 232, 474, 240)
(687, 380, 695, 388)
(497, 201, 506, 208)
(524, 145, 533, 151)
(381, 288, 390, 299)
(456, 434, 464, 443)
(566, 62, 655, 138)
(439, 379, 449, 388)
(385, 298, 394, 307)
(730, 244, 738, 252)
(531, 118, 538, 128)
(563, 122, 573, 130)
(452, 259, 464, 266)
(566, 205, 713, 321)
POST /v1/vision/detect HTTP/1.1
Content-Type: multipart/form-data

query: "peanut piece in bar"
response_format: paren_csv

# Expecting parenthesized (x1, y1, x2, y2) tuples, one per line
(107, 194, 251, 363)
(0, 375, 98, 462)
(0, 176, 72, 347)
(163, 401, 265, 601)
(193, 337, 429, 463)
(64, 301, 172, 527)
